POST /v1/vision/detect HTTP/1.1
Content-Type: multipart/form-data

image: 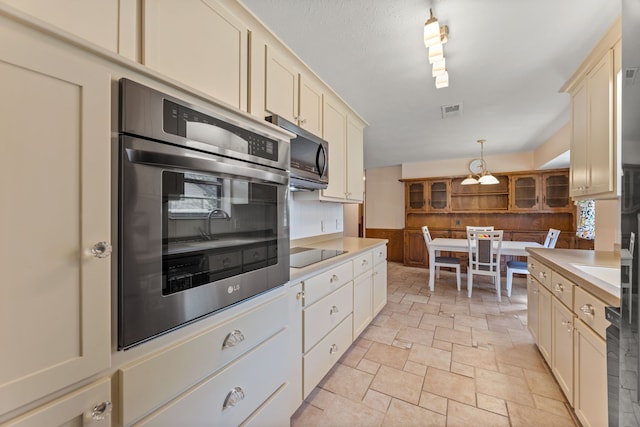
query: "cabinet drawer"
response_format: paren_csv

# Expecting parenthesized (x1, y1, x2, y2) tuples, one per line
(304, 261, 353, 306)
(120, 295, 287, 426)
(550, 271, 574, 308)
(303, 314, 353, 398)
(240, 383, 290, 427)
(373, 245, 387, 265)
(3, 378, 111, 427)
(528, 258, 552, 289)
(135, 329, 288, 427)
(353, 252, 373, 278)
(303, 282, 353, 353)
(574, 287, 609, 339)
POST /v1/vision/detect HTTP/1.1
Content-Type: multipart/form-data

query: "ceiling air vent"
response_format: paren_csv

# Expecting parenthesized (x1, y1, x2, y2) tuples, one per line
(441, 103, 462, 119)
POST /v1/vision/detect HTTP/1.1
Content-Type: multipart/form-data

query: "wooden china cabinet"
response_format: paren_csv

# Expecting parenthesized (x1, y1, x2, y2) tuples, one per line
(401, 168, 586, 268)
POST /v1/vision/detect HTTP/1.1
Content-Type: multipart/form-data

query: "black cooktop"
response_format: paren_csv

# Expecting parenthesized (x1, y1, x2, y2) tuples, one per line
(290, 247, 346, 268)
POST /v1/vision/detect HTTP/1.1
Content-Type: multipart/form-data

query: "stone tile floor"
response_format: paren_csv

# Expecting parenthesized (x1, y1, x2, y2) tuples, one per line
(291, 262, 579, 426)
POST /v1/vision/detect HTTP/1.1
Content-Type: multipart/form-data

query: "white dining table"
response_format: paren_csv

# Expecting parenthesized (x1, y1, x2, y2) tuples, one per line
(427, 238, 543, 291)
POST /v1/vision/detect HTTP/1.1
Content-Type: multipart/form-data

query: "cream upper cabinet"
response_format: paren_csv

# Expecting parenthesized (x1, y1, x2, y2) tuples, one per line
(321, 95, 349, 199)
(0, 16, 111, 418)
(142, 0, 248, 110)
(346, 115, 365, 202)
(1, 0, 120, 53)
(565, 17, 620, 200)
(265, 46, 324, 136)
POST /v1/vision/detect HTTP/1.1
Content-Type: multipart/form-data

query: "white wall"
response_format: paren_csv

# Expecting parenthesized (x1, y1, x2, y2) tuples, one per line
(343, 203, 359, 237)
(402, 152, 535, 179)
(595, 199, 621, 251)
(364, 166, 404, 229)
(289, 197, 344, 240)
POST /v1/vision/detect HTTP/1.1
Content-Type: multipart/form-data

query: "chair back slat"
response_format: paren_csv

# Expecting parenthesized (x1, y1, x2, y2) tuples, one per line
(630, 232, 636, 254)
(467, 230, 503, 273)
(543, 228, 561, 248)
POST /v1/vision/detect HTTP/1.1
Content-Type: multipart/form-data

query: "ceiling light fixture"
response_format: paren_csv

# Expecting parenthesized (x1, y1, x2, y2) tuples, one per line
(461, 139, 500, 185)
(424, 8, 449, 89)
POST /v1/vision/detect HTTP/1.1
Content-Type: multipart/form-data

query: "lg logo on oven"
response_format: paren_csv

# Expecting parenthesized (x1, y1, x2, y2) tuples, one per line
(227, 284, 241, 294)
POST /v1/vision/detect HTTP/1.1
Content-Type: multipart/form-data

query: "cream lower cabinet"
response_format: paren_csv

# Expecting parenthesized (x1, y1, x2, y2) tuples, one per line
(373, 248, 388, 317)
(526, 276, 540, 342)
(551, 297, 575, 401)
(142, 0, 248, 110)
(353, 252, 374, 337)
(0, 14, 111, 420)
(2, 378, 112, 427)
(119, 294, 288, 426)
(528, 256, 610, 427)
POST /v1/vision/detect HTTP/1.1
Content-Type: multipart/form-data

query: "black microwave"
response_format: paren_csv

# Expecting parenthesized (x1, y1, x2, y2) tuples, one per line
(266, 115, 328, 191)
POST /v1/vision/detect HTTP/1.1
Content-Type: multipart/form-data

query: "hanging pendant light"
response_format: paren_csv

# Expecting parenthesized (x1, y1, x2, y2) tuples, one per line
(461, 139, 499, 185)
(423, 9, 441, 48)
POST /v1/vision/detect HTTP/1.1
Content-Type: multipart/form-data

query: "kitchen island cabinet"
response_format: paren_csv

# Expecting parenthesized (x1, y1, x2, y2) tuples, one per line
(526, 248, 619, 427)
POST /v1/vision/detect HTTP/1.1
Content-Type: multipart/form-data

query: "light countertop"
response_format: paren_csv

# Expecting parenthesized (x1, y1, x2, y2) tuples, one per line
(289, 237, 388, 282)
(526, 248, 620, 306)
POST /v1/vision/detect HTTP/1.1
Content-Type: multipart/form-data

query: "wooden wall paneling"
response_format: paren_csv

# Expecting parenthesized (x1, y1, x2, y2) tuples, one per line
(365, 228, 403, 262)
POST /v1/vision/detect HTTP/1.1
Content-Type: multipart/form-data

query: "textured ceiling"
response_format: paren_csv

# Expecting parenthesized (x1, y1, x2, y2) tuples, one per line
(240, 0, 621, 169)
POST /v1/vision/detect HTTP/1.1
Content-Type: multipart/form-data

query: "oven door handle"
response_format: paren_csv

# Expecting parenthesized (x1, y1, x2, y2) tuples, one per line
(125, 148, 288, 185)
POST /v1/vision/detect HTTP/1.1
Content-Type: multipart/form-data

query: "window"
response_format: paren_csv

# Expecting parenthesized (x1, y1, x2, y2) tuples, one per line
(576, 199, 595, 240)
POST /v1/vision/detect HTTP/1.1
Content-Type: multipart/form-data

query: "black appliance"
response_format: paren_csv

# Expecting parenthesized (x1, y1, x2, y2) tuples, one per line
(290, 247, 346, 268)
(266, 115, 328, 191)
(117, 79, 290, 349)
(605, 306, 620, 426)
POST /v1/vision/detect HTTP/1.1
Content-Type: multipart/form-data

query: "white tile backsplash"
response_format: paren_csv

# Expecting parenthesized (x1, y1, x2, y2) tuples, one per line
(289, 198, 343, 240)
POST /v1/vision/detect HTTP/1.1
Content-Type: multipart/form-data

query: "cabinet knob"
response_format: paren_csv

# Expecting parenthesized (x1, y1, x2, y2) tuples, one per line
(88, 401, 112, 421)
(329, 344, 339, 354)
(222, 329, 245, 349)
(361, 259, 368, 266)
(223, 387, 245, 410)
(330, 274, 339, 283)
(580, 304, 595, 317)
(561, 319, 573, 333)
(553, 283, 564, 293)
(538, 271, 547, 280)
(90, 241, 112, 258)
(329, 305, 339, 315)
(528, 263, 534, 269)
(296, 291, 305, 300)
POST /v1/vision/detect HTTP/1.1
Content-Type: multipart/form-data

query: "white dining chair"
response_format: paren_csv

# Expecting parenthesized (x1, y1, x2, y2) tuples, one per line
(466, 226, 494, 232)
(467, 229, 503, 301)
(622, 231, 635, 323)
(505, 228, 561, 297)
(422, 226, 461, 291)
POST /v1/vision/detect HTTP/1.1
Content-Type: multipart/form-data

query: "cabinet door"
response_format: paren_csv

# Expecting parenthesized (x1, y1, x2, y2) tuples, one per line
(322, 96, 348, 199)
(574, 320, 607, 427)
(3, 378, 111, 427)
(551, 298, 574, 402)
(353, 273, 373, 338)
(265, 45, 298, 122)
(527, 276, 539, 342)
(0, 21, 111, 416)
(3, 0, 119, 53)
(373, 261, 388, 317)
(537, 284, 552, 364)
(510, 175, 540, 211)
(287, 283, 303, 415)
(298, 75, 323, 136)
(428, 180, 450, 211)
(570, 81, 589, 197)
(143, 0, 248, 110)
(587, 50, 615, 196)
(346, 115, 365, 202)
(406, 182, 427, 212)
(403, 229, 427, 267)
(541, 172, 571, 211)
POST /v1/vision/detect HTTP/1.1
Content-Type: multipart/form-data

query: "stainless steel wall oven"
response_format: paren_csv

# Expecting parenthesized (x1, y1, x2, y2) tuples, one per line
(118, 79, 290, 349)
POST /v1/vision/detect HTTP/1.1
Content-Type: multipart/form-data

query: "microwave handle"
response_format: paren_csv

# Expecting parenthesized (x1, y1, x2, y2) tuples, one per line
(125, 147, 288, 185)
(317, 144, 328, 179)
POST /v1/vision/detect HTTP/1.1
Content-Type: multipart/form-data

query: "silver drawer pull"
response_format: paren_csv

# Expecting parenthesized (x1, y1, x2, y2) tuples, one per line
(88, 401, 112, 421)
(296, 291, 305, 300)
(223, 387, 245, 410)
(538, 271, 547, 280)
(330, 274, 339, 283)
(528, 262, 534, 269)
(561, 319, 573, 333)
(222, 329, 245, 349)
(329, 344, 339, 354)
(329, 305, 339, 315)
(361, 259, 368, 266)
(580, 304, 595, 317)
(553, 283, 564, 293)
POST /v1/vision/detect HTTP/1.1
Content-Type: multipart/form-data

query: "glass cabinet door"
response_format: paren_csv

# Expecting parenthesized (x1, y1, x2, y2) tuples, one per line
(511, 175, 539, 211)
(429, 180, 449, 211)
(542, 173, 571, 211)
(406, 182, 426, 211)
